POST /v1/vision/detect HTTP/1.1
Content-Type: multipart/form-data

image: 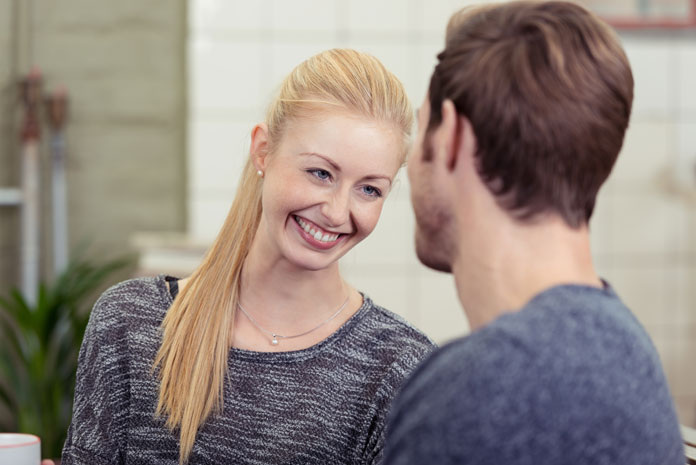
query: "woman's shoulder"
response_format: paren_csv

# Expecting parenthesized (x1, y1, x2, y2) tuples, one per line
(338, 296, 437, 401)
(353, 296, 437, 359)
(88, 275, 171, 334)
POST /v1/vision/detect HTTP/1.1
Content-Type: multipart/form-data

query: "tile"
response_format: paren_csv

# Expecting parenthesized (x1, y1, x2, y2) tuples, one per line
(346, 39, 416, 94)
(269, 41, 341, 92)
(679, 336, 696, 396)
(189, 119, 254, 193)
(388, 167, 412, 202)
(409, 40, 444, 109)
(189, 39, 266, 112)
(676, 119, 696, 156)
(686, 202, 696, 255)
(620, 36, 676, 118)
(413, 0, 463, 35)
(345, 0, 413, 33)
(607, 191, 686, 255)
(677, 37, 696, 115)
(188, 193, 235, 241)
(270, 0, 338, 33)
(675, 264, 696, 327)
(651, 331, 685, 397)
(603, 264, 675, 328)
(417, 267, 470, 344)
(589, 184, 614, 261)
(349, 197, 421, 266)
(611, 120, 672, 187)
(339, 247, 360, 271)
(413, 0, 510, 34)
(674, 120, 696, 193)
(673, 396, 696, 427)
(190, 0, 269, 33)
(341, 269, 422, 327)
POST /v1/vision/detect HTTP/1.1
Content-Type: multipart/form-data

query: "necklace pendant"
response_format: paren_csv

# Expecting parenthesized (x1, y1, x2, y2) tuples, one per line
(271, 335, 279, 345)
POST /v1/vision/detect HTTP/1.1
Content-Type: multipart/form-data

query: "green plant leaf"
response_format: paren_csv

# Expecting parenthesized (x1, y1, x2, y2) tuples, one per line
(0, 374, 18, 422)
(0, 251, 132, 456)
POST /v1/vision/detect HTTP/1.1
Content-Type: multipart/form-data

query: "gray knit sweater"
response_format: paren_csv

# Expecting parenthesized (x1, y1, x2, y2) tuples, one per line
(61, 275, 435, 465)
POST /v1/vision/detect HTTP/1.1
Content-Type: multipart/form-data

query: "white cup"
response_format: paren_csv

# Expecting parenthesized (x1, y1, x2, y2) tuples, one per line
(0, 433, 41, 465)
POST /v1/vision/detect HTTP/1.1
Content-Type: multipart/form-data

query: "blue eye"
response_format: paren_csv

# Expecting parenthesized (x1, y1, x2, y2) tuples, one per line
(308, 169, 331, 181)
(361, 185, 382, 198)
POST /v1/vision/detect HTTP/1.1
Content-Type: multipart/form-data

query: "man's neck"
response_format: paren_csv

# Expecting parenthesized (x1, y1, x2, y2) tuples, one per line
(451, 215, 602, 331)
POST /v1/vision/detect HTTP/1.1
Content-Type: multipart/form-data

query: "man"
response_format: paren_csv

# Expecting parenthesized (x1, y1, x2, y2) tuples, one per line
(383, 2, 685, 464)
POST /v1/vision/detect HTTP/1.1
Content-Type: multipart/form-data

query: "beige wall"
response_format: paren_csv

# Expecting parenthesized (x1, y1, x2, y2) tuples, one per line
(0, 0, 188, 295)
(0, 0, 20, 290)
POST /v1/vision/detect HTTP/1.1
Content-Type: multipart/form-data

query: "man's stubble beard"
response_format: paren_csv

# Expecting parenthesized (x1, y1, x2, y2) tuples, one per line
(412, 139, 457, 274)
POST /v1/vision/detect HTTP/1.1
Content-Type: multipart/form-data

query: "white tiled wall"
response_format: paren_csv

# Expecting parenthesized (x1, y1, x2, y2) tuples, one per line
(595, 33, 696, 426)
(187, 0, 469, 343)
(188, 0, 696, 425)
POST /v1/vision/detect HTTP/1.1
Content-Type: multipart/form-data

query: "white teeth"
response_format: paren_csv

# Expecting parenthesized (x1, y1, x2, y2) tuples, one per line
(295, 216, 339, 243)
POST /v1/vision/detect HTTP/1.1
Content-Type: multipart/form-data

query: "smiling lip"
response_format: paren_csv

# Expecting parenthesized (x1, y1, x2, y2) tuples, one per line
(293, 215, 346, 250)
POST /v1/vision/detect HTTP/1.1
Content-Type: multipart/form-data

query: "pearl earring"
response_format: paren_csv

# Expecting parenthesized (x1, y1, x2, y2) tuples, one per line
(257, 170, 264, 178)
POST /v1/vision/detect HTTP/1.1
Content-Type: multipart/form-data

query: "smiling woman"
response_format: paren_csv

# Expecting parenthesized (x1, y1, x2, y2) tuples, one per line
(251, 112, 402, 272)
(60, 49, 435, 465)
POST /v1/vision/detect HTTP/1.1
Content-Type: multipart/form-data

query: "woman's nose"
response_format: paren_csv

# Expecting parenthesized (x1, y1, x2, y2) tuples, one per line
(320, 188, 351, 227)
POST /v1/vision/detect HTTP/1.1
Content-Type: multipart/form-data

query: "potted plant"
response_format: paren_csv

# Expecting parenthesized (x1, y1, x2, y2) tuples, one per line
(0, 253, 132, 460)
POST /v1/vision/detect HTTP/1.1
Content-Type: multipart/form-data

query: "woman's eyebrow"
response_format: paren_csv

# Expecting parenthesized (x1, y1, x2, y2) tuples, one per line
(363, 175, 392, 186)
(301, 152, 392, 185)
(300, 152, 341, 171)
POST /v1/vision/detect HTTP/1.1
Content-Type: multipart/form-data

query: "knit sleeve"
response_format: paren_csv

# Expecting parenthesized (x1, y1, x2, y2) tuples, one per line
(61, 289, 130, 465)
(360, 340, 436, 465)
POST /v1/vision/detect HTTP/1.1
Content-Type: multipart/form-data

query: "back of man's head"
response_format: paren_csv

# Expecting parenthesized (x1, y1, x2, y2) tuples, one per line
(427, 1, 633, 228)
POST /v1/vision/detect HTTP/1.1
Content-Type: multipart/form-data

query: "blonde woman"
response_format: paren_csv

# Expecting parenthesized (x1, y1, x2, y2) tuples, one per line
(59, 49, 435, 465)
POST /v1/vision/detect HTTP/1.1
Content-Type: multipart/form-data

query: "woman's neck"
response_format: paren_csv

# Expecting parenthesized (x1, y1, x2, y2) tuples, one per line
(240, 242, 348, 323)
(228, 228, 362, 352)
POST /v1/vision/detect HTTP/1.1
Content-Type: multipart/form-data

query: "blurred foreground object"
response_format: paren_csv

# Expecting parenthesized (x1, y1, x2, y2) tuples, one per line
(0, 251, 132, 458)
(45, 87, 70, 277)
(685, 425, 696, 464)
(19, 68, 42, 306)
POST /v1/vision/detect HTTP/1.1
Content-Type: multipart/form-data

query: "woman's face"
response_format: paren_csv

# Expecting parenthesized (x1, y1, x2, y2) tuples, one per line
(254, 111, 403, 271)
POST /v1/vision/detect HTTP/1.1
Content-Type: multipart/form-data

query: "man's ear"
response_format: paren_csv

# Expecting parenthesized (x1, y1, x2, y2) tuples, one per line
(441, 100, 476, 172)
(250, 123, 270, 172)
(440, 100, 461, 171)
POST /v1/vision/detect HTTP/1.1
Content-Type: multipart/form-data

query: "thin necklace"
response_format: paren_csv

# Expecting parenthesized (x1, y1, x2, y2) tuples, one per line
(237, 295, 350, 346)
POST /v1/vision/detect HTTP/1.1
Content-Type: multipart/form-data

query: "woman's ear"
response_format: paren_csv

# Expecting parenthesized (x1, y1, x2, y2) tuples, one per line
(250, 123, 270, 172)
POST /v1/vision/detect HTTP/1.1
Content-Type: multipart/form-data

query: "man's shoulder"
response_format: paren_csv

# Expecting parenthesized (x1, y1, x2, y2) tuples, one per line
(394, 322, 526, 401)
(385, 286, 685, 465)
(388, 284, 663, 430)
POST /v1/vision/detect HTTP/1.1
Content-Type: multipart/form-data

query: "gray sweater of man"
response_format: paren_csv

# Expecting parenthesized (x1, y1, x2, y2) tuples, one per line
(62, 275, 435, 465)
(384, 283, 685, 465)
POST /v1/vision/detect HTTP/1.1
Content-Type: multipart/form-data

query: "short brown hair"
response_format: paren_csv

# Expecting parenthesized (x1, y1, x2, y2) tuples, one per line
(427, 1, 633, 227)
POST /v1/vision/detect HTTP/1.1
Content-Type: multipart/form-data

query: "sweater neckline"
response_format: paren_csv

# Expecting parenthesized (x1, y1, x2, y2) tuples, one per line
(156, 274, 373, 363)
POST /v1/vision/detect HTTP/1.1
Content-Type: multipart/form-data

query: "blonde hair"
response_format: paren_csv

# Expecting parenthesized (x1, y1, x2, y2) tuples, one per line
(153, 49, 413, 464)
